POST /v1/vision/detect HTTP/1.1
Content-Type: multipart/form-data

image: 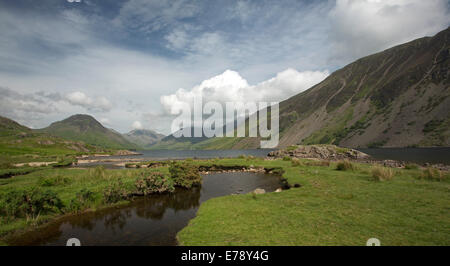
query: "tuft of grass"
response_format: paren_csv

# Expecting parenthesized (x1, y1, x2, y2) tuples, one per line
(405, 163, 419, 170)
(419, 168, 445, 181)
(371, 165, 394, 181)
(336, 160, 355, 171)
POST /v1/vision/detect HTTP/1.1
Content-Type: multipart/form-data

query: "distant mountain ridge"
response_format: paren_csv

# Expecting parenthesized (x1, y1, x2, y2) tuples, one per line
(156, 27, 449, 149)
(38, 114, 137, 149)
(123, 129, 165, 148)
(0, 115, 105, 154)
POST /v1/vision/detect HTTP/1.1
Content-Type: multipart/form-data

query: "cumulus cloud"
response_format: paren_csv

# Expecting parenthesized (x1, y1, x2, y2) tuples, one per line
(132, 121, 143, 130)
(328, 0, 450, 63)
(160, 68, 329, 115)
(65, 91, 112, 112)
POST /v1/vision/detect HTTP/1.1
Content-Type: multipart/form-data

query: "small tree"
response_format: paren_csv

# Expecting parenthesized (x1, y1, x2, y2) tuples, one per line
(169, 162, 202, 189)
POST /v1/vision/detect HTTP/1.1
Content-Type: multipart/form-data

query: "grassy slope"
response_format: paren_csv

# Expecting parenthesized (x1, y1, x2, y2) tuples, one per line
(38, 114, 138, 150)
(0, 116, 108, 165)
(0, 158, 448, 245)
(178, 159, 450, 246)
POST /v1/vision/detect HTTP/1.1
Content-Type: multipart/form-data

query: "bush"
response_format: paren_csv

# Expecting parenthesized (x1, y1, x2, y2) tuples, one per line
(69, 189, 96, 211)
(405, 163, 419, 170)
(420, 168, 445, 181)
(336, 160, 355, 171)
(103, 180, 130, 203)
(283, 156, 291, 161)
(169, 162, 202, 189)
(0, 187, 63, 220)
(38, 175, 71, 187)
(371, 165, 394, 181)
(135, 172, 175, 195)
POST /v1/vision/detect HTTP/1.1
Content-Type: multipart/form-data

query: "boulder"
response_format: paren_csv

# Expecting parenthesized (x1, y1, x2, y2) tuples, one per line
(253, 188, 266, 194)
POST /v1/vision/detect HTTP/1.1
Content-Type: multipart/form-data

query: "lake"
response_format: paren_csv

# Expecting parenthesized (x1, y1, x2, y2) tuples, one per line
(109, 149, 275, 160)
(8, 172, 282, 246)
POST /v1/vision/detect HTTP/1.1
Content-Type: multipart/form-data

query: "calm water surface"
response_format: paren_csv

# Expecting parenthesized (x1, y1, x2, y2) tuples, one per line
(9, 172, 281, 246)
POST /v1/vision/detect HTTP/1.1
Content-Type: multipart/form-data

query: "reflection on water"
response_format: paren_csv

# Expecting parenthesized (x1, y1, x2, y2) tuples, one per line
(9, 172, 281, 246)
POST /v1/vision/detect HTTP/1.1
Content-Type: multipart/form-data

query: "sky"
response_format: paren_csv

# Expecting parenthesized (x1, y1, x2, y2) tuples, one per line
(0, 0, 449, 135)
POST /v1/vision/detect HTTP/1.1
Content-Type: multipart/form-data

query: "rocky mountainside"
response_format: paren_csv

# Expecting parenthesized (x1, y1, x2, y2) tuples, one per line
(123, 129, 165, 147)
(38, 114, 138, 150)
(187, 27, 449, 149)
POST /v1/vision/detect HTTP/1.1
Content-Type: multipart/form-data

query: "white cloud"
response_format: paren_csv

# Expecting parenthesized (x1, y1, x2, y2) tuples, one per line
(132, 121, 143, 130)
(329, 0, 450, 63)
(65, 91, 112, 112)
(160, 68, 329, 115)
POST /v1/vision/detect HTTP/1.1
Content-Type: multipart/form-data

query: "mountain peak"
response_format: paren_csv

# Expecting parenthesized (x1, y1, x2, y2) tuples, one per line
(42, 114, 136, 149)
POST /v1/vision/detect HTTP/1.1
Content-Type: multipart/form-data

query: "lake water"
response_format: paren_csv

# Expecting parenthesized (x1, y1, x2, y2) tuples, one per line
(8, 172, 282, 246)
(83, 148, 450, 166)
(359, 147, 450, 165)
(109, 149, 275, 160)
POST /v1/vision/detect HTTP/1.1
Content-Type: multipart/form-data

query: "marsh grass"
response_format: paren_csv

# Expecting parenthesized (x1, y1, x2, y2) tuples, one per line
(371, 165, 394, 181)
(336, 160, 356, 171)
(420, 168, 446, 181)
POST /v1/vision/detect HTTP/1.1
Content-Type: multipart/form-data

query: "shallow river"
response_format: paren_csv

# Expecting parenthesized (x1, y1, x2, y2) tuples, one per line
(9, 172, 281, 246)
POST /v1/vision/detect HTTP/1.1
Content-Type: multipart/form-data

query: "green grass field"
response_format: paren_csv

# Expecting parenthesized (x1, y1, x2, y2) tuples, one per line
(0, 157, 449, 246)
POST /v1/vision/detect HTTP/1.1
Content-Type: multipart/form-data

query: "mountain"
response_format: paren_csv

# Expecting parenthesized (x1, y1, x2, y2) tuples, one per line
(162, 27, 450, 149)
(0, 115, 105, 156)
(148, 127, 210, 150)
(123, 129, 165, 147)
(0, 116, 31, 135)
(38, 114, 138, 149)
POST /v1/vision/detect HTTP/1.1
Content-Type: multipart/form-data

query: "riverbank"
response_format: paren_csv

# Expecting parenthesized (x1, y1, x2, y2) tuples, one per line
(1, 157, 449, 245)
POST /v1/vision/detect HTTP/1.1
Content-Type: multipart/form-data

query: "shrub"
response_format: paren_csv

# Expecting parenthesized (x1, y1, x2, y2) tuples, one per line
(38, 175, 71, 187)
(169, 162, 202, 189)
(404, 163, 419, 170)
(420, 168, 445, 181)
(336, 160, 355, 171)
(0, 187, 63, 220)
(283, 156, 291, 161)
(69, 189, 96, 211)
(103, 180, 130, 203)
(135, 172, 175, 195)
(371, 166, 394, 181)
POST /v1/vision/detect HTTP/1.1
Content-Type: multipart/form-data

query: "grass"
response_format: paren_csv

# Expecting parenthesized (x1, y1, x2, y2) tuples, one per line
(371, 165, 394, 181)
(0, 157, 449, 246)
(335, 160, 356, 171)
(177, 159, 450, 246)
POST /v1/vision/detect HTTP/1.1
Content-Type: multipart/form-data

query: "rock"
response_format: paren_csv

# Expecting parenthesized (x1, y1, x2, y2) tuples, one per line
(275, 188, 282, 193)
(267, 145, 370, 161)
(253, 188, 266, 194)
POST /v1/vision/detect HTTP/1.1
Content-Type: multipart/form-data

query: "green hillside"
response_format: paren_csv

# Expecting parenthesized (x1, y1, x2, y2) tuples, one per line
(0, 115, 106, 165)
(38, 114, 138, 150)
(163, 27, 449, 150)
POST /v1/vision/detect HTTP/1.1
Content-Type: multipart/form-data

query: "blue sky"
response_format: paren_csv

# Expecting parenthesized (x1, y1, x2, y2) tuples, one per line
(0, 0, 449, 134)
